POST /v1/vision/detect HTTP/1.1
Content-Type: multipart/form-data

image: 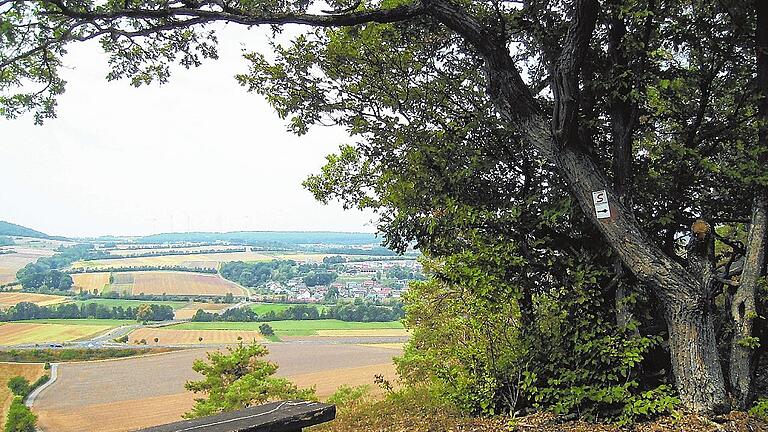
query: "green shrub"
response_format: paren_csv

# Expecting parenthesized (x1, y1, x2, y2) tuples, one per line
(6, 377, 29, 397)
(750, 398, 768, 421)
(4, 396, 37, 432)
(43, 362, 50, 370)
(327, 385, 370, 407)
(258, 323, 274, 336)
(29, 375, 50, 394)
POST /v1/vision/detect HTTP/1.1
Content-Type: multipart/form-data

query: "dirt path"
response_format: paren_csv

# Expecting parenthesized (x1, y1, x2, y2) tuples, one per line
(33, 343, 401, 432)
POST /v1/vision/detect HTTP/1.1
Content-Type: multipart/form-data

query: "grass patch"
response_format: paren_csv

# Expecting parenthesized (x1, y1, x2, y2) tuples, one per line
(170, 319, 403, 336)
(20, 319, 135, 326)
(250, 303, 330, 315)
(73, 299, 188, 310)
(0, 347, 177, 363)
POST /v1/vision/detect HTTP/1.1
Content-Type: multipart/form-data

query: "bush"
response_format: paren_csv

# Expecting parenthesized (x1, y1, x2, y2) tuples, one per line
(327, 385, 370, 407)
(6, 377, 29, 397)
(750, 398, 768, 421)
(43, 362, 50, 370)
(259, 323, 274, 336)
(29, 375, 50, 394)
(4, 396, 36, 432)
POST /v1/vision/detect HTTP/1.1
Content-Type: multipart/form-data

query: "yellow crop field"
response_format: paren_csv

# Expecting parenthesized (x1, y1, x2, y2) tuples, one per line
(128, 328, 263, 345)
(0, 363, 45, 425)
(0, 323, 113, 345)
(71, 272, 110, 292)
(0, 293, 68, 309)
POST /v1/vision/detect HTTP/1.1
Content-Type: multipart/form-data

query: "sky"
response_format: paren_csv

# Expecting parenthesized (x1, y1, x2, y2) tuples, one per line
(0, 25, 377, 238)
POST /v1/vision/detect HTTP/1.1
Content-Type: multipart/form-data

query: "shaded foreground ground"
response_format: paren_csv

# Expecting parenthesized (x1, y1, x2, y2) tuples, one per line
(312, 389, 768, 432)
(33, 343, 401, 432)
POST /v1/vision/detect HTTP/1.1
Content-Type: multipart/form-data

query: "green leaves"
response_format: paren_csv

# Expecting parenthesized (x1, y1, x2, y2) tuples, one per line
(183, 342, 316, 419)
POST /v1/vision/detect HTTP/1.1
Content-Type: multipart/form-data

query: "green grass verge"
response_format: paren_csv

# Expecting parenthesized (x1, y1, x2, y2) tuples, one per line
(73, 299, 188, 310)
(20, 319, 136, 326)
(249, 303, 330, 314)
(169, 319, 404, 336)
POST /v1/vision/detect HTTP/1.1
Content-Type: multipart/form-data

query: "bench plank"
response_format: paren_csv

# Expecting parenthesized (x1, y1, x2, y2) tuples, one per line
(136, 400, 335, 432)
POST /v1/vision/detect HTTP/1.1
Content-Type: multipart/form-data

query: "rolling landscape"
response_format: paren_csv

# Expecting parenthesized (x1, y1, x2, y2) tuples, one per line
(0, 221, 414, 431)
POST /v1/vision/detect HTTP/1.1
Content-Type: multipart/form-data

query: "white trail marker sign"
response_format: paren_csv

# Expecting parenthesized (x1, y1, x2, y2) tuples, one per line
(592, 190, 611, 219)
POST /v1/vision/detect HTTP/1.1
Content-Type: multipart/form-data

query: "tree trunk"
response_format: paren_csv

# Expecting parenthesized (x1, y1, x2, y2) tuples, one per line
(668, 302, 729, 413)
(427, 0, 729, 413)
(729, 0, 768, 408)
(729, 194, 768, 408)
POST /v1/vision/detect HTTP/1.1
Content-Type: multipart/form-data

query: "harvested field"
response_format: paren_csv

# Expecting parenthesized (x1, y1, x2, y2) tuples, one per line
(127, 328, 264, 345)
(132, 272, 246, 296)
(0, 292, 68, 309)
(107, 245, 247, 256)
(173, 302, 230, 320)
(33, 343, 401, 432)
(291, 362, 398, 399)
(71, 272, 110, 292)
(71, 271, 246, 297)
(0, 322, 113, 345)
(0, 362, 45, 425)
(0, 248, 56, 285)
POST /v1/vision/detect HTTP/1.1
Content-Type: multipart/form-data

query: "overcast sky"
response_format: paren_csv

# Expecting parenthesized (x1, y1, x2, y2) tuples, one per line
(1, 25, 376, 238)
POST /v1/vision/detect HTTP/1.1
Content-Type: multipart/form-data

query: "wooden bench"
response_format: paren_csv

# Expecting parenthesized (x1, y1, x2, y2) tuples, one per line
(136, 400, 335, 432)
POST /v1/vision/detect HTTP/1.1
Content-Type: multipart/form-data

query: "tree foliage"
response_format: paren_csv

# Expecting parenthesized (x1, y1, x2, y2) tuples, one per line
(183, 343, 315, 418)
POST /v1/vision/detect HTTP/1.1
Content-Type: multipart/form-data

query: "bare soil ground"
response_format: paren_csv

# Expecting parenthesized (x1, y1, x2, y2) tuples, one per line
(33, 343, 401, 432)
(0, 362, 45, 425)
(0, 292, 68, 309)
(132, 272, 246, 296)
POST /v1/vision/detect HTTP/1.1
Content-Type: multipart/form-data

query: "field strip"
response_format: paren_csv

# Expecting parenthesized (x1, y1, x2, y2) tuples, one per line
(25, 363, 57, 408)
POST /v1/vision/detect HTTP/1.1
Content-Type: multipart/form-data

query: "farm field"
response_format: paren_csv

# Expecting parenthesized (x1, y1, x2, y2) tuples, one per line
(33, 343, 401, 432)
(106, 245, 248, 256)
(0, 322, 118, 345)
(127, 328, 264, 345)
(0, 362, 46, 425)
(249, 302, 330, 315)
(69, 271, 247, 297)
(173, 302, 230, 320)
(0, 248, 56, 285)
(71, 272, 110, 293)
(171, 319, 405, 336)
(0, 292, 69, 309)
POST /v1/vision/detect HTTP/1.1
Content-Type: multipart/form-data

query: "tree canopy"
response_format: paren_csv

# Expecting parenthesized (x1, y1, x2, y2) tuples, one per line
(2, 0, 767, 418)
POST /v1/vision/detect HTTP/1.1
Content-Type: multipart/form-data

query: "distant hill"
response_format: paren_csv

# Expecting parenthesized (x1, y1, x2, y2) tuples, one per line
(0, 221, 67, 240)
(137, 231, 380, 246)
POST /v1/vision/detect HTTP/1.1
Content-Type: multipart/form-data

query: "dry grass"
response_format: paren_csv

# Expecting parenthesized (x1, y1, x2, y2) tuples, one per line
(292, 362, 398, 400)
(127, 328, 264, 345)
(0, 292, 68, 309)
(0, 323, 112, 345)
(0, 362, 45, 425)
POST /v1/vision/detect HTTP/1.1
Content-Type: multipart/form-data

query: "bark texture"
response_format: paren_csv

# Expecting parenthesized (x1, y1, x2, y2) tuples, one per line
(728, 0, 768, 409)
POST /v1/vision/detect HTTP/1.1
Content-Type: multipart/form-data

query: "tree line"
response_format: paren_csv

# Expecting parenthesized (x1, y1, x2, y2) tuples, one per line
(220, 260, 339, 287)
(0, 301, 175, 322)
(97, 247, 246, 260)
(191, 301, 403, 323)
(16, 244, 107, 292)
(68, 266, 217, 274)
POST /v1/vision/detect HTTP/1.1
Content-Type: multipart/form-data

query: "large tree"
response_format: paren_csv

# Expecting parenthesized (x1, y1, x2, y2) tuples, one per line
(2, 0, 766, 414)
